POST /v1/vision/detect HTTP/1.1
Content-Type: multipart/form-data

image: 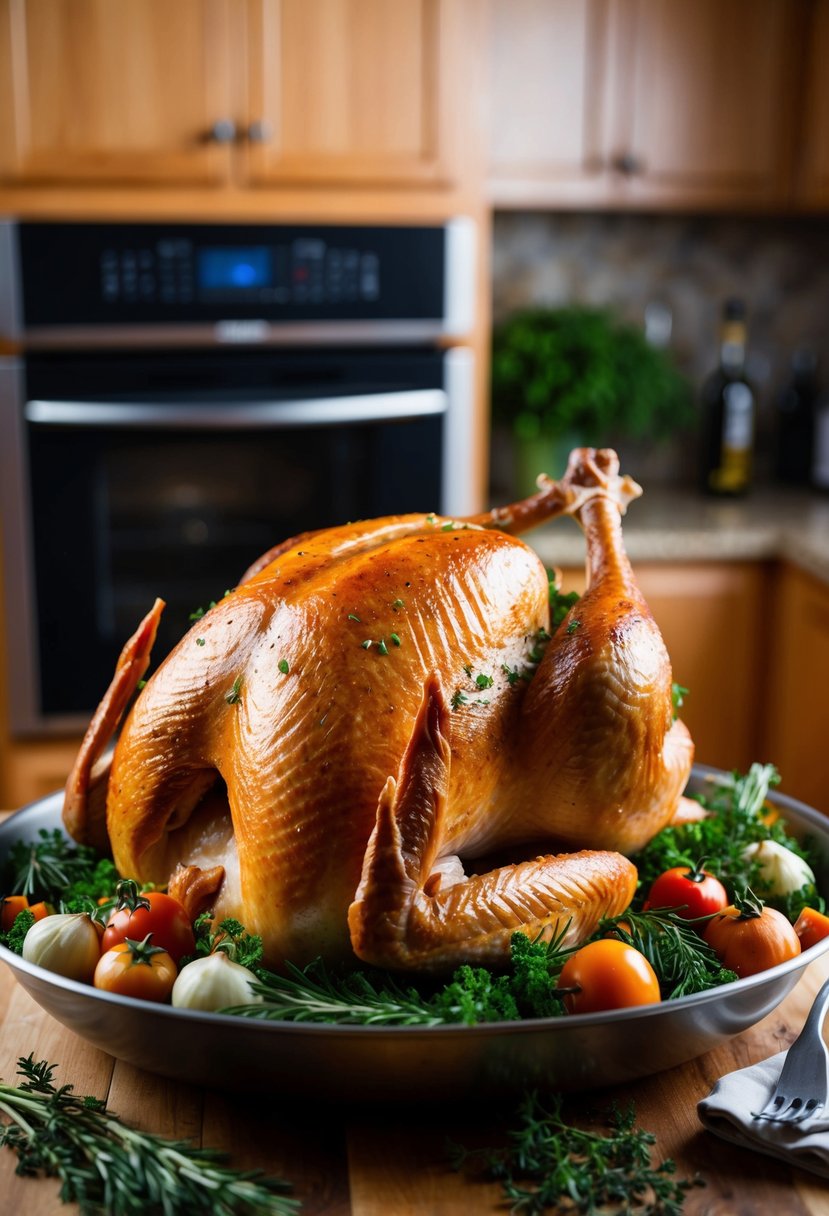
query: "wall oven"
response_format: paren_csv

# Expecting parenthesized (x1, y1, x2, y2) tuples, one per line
(0, 218, 476, 735)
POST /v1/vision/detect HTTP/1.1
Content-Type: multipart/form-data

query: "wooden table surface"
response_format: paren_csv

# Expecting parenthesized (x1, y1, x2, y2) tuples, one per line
(1, 952, 828, 1216)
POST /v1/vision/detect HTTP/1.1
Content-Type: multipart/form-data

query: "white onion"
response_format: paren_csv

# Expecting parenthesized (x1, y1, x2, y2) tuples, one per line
(171, 952, 262, 1011)
(741, 840, 816, 897)
(22, 913, 100, 983)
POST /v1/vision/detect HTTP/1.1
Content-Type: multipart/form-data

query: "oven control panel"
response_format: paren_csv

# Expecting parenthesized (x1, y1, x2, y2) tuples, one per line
(99, 237, 381, 308)
(11, 221, 451, 331)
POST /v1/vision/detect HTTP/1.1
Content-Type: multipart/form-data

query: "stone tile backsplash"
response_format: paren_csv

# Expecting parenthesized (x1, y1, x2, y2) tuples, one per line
(490, 211, 829, 489)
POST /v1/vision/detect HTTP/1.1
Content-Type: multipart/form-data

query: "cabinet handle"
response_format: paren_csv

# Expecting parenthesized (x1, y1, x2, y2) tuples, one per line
(246, 120, 274, 144)
(208, 119, 237, 144)
(613, 152, 644, 176)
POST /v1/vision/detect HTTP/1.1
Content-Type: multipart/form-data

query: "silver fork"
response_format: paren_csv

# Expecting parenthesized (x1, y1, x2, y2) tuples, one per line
(752, 975, 829, 1124)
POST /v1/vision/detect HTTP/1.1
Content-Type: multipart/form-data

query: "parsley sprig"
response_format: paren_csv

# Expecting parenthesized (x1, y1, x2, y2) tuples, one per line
(449, 1091, 700, 1214)
(0, 1055, 298, 1215)
(185, 913, 265, 974)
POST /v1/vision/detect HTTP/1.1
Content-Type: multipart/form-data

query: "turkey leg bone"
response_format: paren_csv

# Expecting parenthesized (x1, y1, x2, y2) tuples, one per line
(518, 449, 693, 855)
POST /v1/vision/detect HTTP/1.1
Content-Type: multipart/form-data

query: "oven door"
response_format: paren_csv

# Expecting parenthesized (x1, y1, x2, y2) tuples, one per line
(1, 346, 473, 733)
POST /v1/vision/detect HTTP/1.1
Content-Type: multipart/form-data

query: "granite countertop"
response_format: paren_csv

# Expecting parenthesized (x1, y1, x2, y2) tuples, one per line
(526, 486, 829, 585)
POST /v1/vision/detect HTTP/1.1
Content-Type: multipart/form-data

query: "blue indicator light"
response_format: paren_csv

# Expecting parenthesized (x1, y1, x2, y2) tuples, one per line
(198, 247, 271, 290)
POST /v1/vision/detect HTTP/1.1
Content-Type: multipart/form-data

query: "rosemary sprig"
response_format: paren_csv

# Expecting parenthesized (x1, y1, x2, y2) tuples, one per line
(5, 829, 118, 903)
(0, 1055, 299, 1216)
(229, 931, 576, 1027)
(449, 1091, 701, 1214)
(601, 908, 737, 999)
(230, 959, 448, 1026)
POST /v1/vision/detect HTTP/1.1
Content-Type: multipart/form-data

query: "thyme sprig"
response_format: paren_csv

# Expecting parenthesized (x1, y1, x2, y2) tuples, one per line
(0, 1055, 298, 1215)
(449, 1091, 700, 1214)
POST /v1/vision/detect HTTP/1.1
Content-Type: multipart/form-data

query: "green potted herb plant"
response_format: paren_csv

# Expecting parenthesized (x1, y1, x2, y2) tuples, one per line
(491, 306, 693, 494)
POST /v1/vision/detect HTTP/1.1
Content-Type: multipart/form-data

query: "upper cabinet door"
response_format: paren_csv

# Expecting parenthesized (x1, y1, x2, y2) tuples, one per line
(0, 0, 236, 185)
(795, 0, 829, 208)
(611, 0, 797, 208)
(487, 0, 608, 205)
(242, 0, 463, 188)
(486, 0, 799, 210)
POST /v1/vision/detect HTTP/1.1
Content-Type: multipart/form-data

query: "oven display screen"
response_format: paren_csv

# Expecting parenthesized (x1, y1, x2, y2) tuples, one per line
(198, 247, 272, 291)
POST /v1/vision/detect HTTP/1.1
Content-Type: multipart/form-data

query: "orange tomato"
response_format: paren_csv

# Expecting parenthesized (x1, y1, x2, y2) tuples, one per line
(1, 895, 29, 932)
(558, 939, 661, 1014)
(793, 907, 829, 951)
(93, 936, 177, 1003)
(703, 902, 801, 978)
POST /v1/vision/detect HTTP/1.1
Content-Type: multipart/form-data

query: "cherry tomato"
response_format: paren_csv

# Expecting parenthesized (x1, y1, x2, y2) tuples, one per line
(101, 880, 194, 963)
(645, 859, 728, 922)
(703, 894, 801, 978)
(1, 894, 29, 931)
(559, 939, 661, 1014)
(793, 907, 829, 951)
(93, 936, 177, 1003)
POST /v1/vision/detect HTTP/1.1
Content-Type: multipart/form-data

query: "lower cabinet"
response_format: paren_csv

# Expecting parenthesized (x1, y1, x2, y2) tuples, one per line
(0, 739, 81, 811)
(762, 563, 829, 815)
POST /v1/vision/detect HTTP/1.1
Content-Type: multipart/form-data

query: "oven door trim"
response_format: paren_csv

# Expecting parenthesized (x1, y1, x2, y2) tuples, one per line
(24, 388, 447, 430)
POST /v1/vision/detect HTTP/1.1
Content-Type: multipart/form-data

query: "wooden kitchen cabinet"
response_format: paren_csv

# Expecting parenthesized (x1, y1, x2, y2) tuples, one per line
(487, 0, 799, 210)
(762, 563, 829, 815)
(242, 0, 465, 190)
(0, 0, 236, 185)
(0, 0, 473, 193)
(557, 560, 771, 775)
(794, 0, 829, 208)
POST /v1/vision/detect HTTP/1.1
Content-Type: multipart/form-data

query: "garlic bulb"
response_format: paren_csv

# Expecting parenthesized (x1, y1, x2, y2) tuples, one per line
(171, 952, 263, 1011)
(742, 840, 816, 897)
(22, 913, 100, 983)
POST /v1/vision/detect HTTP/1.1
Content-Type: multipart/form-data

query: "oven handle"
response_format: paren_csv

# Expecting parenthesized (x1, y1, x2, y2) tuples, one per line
(24, 389, 447, 429)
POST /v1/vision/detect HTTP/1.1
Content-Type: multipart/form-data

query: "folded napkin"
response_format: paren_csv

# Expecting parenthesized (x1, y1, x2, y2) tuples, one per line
(698, 1050, 829, 1178)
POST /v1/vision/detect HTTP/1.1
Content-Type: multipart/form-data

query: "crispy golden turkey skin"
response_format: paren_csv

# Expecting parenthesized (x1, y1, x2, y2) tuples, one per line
(64, 449, 693, 970)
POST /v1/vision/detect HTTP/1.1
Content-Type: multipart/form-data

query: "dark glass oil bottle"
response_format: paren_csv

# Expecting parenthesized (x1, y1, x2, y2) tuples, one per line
(774, 348, 817, 486)
(700, 299, 755, 496)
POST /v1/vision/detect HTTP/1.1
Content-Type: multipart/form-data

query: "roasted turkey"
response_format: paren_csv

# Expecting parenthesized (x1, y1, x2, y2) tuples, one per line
(64, 448, 693, 971)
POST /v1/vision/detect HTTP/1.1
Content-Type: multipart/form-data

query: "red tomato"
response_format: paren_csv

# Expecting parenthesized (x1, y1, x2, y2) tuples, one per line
(102, 880, 194, 963)
(1, 894, 29, 931)
(558, 939, 661, 1014)
(794, 907, 829, 951)
(645, 860, 728, 922)
(704, 898, 801, 978)
(93, 937, 177, 1003)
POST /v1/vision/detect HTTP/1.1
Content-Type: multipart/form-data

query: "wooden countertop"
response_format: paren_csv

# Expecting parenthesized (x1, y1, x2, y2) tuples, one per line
(1, 953, 829, 1214)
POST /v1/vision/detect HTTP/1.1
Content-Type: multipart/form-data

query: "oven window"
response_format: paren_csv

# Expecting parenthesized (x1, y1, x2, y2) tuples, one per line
(29, 415, 442, 717)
